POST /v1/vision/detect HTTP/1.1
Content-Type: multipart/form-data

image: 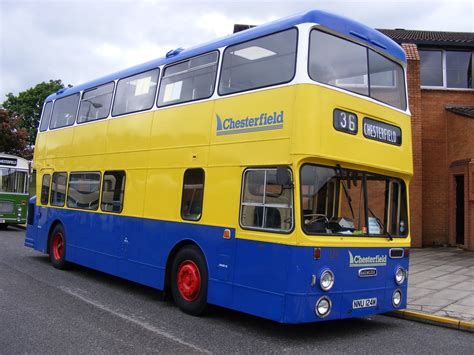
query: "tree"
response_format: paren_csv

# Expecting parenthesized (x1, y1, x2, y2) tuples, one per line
(1, 80, 67, 146)
(0, 109, 32, 159)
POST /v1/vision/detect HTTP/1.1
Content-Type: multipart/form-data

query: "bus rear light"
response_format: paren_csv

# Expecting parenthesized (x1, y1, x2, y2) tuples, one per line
(313, 248, 321, 260)
(404, 248, 409, 257)
(223, 229, 231, 239)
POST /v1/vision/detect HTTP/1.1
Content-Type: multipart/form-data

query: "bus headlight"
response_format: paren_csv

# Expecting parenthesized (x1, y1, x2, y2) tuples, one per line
(395, 267, 406, 285)
(315, 296, 332, 318)
(320, 269, 335, 291)
(392, 289, 402, 308)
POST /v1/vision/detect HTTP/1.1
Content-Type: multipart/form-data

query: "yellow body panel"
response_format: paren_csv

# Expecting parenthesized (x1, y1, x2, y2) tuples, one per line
(34, 83, 412, 248)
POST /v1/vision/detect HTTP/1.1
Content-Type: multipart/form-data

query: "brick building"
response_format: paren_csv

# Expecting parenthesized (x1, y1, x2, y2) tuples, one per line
(379, 29, 474, 251)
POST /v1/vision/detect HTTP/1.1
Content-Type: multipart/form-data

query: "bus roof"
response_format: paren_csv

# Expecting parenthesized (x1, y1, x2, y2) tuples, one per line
(47, 9, 406, 102)
(0, 153, 29, 170)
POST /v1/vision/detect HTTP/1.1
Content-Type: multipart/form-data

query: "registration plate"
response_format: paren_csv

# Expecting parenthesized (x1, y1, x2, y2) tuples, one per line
(352, 297, 377, 309)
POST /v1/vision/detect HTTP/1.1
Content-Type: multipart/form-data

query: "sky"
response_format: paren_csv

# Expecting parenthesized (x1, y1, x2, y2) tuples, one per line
(1, 0, 473, 101)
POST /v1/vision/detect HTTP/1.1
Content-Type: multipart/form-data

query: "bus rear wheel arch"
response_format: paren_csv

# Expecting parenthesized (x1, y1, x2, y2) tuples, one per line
(48, 223, 69, 270)
(170, 244, 208, 316)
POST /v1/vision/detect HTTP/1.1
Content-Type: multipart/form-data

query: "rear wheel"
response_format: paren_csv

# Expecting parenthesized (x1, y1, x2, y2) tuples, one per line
(49, 224, 68, 269)
(0, 224, 7, 230)
(171, 245, 208, 316)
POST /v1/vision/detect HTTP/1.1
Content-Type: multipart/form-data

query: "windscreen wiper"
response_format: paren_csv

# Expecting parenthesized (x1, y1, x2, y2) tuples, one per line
(336, 164, 355, 220)
(368, 207, 393, 240)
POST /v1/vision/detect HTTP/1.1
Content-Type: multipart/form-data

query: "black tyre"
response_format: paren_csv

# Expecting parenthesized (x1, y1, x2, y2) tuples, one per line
(0, 224, 7, 230)
(49, 224, 68, 269)
(171, 245, 208, 316)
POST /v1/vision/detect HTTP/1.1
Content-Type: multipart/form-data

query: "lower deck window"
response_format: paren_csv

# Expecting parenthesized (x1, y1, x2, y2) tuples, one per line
(181, 169, 204, 221)
(40, 174, 51, 205)
(240, 168, 293, 232)
(101, 171, 125, 213)
(300, 164, 408, 237)
(50, 172, 67, 207)
(67, 172, 101, 210)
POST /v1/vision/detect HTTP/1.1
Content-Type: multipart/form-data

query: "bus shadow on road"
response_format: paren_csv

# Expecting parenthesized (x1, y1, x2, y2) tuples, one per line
(205, 304, 397, 341)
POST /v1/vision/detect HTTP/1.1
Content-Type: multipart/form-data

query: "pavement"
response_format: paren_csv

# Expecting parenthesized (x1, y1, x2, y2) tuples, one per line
(393, 247, 474, 331)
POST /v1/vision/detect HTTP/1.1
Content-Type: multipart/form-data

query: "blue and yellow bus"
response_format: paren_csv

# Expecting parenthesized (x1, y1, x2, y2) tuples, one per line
(1, 153, 29, 228)
(26, 10, 411, 323)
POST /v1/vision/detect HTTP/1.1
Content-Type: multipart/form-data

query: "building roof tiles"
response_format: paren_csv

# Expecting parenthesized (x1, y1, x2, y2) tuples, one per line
(378, 29, 474, 47)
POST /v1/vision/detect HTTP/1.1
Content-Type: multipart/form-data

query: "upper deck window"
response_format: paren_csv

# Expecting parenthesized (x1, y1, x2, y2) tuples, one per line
(219, 28, 298, 95)
(39, 101, 53, 132)
(49, 94, 80, 129)
(112, 69, 159, 116)
(78, 82, 115, 123)
(158, 52, 218, 107)
(309, 30, 406, 110)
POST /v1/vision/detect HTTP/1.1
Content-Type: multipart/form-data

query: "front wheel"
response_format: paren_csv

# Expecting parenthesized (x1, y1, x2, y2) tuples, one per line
(171, 245, 208, 316)
(49, 224, 68, 269)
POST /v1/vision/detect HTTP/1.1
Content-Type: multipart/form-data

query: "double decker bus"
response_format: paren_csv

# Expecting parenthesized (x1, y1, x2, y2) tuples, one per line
(26, 10, 412, 323)
(1, 153, 29, 228)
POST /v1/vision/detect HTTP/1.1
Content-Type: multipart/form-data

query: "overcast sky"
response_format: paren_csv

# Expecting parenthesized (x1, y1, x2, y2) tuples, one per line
(1, 0, 473, 101)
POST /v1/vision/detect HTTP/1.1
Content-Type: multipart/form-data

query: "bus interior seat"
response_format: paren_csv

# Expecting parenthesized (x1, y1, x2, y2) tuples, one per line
(254, 206, 281, 229)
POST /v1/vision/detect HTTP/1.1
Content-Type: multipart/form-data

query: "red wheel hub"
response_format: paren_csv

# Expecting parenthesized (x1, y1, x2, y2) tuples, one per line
(52, 232, 64, 261)
(177, 260, 201, 302)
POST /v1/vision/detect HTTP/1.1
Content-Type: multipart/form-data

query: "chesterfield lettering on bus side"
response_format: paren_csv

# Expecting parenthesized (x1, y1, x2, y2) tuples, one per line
(216, 111, 284, 135)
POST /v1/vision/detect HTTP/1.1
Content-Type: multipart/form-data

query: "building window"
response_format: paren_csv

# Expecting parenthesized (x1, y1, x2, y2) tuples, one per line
(50, 172, 67, 207)
(181, 169, 204, 221)
(40, 174, 51, 205)
(67, 172, 101, 210)
(420, 49, 473, 88)
(446, 51, 473, 88)
(101, 171, 125, 213)
(78, 82, 115, 123)
(240, 168, 293, 232)
(158, 52, 218, 107)
(112, 69, 159, 116)
(419, 50, 443, 86)
(219, 28, 298, 95)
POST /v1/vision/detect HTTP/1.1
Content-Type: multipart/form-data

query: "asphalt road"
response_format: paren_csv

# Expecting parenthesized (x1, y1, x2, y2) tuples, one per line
(1, 227, 473, 354)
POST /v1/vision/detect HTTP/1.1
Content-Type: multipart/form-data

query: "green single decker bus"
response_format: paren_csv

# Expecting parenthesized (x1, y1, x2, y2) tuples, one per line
(0, 153, 29, 228)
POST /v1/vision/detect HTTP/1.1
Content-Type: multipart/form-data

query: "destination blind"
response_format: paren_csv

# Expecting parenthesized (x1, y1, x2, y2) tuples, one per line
(363, 118, 402, 145)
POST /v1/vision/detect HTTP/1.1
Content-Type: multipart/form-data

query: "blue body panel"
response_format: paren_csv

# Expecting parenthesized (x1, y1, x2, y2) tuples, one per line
(45, 9, 405, 102)
(25, 202, 408, 323)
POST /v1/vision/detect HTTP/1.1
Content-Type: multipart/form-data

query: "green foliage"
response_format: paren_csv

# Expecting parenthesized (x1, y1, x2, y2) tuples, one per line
(0, 109, 32, 159)
(1, 80, 67, 146)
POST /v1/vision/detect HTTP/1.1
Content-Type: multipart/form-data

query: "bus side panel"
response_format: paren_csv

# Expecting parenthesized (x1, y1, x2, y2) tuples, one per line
(231, 238, 290, 322)
(67, 210, 129, 277)
(32, 207, 236, 303)
(31, 205, 56, 253)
